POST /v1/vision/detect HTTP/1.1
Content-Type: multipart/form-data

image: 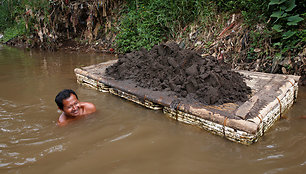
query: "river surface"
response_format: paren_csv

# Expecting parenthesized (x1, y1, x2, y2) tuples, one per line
(0, 45, 305, 174)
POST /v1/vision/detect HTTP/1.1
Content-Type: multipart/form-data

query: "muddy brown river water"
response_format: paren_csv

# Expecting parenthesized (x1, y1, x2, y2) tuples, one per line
(0, 45, 305, 174)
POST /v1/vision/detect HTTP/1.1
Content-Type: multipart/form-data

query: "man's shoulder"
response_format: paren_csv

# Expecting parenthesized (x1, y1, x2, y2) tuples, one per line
(57, 114, 67, 126)
(81, 102, 96, 114)
(58, 113, 67, 122)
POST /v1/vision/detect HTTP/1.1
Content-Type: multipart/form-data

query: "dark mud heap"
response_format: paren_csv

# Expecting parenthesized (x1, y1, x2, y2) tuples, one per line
(106, 42, 251, 105)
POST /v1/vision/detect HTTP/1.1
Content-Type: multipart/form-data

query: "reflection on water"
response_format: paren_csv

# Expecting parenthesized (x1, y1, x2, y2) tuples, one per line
(0, 46, 305, 174)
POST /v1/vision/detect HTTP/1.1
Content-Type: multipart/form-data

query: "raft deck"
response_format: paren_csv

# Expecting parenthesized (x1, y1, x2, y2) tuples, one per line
(74, 60, 300, 145)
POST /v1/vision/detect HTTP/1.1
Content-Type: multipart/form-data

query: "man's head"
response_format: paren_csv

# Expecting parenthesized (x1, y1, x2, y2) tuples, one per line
(55, 89, 80, 117)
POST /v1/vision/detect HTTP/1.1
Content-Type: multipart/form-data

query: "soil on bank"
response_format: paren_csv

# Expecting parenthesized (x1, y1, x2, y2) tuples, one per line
(106, 42, 252, 105)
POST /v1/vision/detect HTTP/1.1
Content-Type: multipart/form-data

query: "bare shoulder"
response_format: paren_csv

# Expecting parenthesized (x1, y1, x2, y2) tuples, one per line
(80, 102, 96, 114)
(57, 114, 67, 126)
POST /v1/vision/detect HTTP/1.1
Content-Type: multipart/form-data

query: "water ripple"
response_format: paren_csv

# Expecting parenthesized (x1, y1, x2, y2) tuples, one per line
(42, 144, 66, 155)
(264, 167, 285, 174)
(0, 163, 11, 167)
(26, 137, 63, 146)
(1, 127, 21, 133)
(257, 154, 284, 161)
(300, 161, 306, 166)
(110, 132, 133, 142)
(0, 143, 8, 148)
(14, 157, 36, 166)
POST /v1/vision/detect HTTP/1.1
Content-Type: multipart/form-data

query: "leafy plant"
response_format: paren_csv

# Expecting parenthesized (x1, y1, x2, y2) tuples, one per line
(0, 19, 26, 43)
(269, 0, 304, 54)
(0, 0, 22, 32)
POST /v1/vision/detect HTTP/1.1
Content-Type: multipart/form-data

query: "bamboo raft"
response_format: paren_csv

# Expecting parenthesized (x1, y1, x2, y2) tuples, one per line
(74, 60, 300, 145)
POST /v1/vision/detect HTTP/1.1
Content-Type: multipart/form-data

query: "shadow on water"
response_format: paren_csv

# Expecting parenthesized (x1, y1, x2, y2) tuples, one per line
(0, 46, 306, 174)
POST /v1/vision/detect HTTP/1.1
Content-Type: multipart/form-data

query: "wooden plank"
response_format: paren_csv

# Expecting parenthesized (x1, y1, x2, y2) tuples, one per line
(235, 95, 258, 119)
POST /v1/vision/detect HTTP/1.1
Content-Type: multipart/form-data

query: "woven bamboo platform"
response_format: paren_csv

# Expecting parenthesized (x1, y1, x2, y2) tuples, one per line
(74, 60, 300, 145)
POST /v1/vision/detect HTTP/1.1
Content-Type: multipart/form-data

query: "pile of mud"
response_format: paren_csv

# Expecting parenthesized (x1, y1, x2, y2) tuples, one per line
(106, 42, 251, 105)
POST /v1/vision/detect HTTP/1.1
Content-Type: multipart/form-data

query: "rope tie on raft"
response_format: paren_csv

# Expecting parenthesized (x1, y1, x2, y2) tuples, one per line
(276, 97, 282, 119)
(262, 121, 265, 136)
(223, 117, 228, 137)
(288, 80, 294, 86)
(158, 97, 163, 105)
(275, 80, 294, 120)
(288, 80, 297, 101)
(256, 114, 262, 123)
(175, 102, 181, 121)
(169, 99, 181, 121)
(257, 114, 265, 136)
(144, 95, 147, 102)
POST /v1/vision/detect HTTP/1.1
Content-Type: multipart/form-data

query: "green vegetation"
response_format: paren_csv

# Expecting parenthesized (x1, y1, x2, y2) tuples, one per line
(0, 0, 304, 74)
(0, 0, 50, 43)
(268, 0, 305, 55)
(0, 0, 25, 42)
(0, 0, 19, 32)
(216, 0, 270, 25)
(0, 20, 26, 43)
(116, 0, 215, 53)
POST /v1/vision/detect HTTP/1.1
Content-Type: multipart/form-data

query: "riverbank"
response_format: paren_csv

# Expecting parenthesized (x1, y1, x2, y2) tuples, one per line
(0, 0, 305, 82)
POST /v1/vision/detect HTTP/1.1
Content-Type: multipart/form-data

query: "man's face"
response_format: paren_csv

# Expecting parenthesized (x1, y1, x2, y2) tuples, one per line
(61, 94, 80, 117)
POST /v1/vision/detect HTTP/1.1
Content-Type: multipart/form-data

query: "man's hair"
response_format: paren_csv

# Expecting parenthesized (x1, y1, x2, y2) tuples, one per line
(55, 89, 78, 110)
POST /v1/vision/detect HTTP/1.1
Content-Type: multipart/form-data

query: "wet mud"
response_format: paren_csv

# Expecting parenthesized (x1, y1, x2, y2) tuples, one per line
(106, 42, 251, 105)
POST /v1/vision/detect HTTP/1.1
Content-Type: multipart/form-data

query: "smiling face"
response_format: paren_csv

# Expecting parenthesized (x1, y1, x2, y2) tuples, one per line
(61, 94, 81, 117)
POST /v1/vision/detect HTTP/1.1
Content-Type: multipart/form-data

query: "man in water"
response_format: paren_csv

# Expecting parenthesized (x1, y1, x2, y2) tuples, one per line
(55, 89, 96, 126)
